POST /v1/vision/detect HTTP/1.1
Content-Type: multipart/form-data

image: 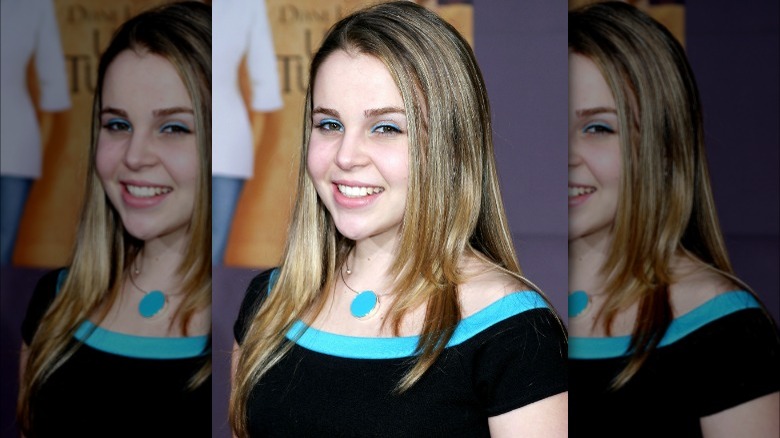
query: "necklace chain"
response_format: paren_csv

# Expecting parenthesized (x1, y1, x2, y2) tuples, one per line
(128, 252, 169, 319)
(340, 251, 382, 319)
(128, 272, 150, 295)
(339, 254, 360, 294)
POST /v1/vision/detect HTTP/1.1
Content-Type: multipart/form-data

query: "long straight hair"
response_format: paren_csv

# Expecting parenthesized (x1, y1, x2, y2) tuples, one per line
(569, 1, 753, 387)
(230, 1, 556, 435)
(18, 2, 211, 432)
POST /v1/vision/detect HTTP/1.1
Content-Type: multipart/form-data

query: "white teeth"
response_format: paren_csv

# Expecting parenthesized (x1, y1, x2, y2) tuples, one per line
(126, 184, 172, 198)
(337, 184, 384, 198)
(568, 186, 595, 197)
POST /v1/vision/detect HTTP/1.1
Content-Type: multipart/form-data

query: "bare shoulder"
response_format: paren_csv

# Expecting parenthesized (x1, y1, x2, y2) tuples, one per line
(457, 255, 530, 318)
(669, 253, 742, 317)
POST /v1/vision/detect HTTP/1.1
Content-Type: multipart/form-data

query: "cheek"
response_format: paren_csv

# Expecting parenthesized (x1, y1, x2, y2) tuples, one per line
(95, 142, 119, 184)
(166, 147, 200, 189)
(306, 142, 329, 183)
(383, 147, 409, 187)
(593, 145, 622, 187)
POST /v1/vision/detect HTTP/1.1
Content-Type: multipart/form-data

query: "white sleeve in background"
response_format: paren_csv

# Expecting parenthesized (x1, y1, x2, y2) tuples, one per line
(35, 0, 71, 112)
(1, 0, 71, 178)
(247, 0, 283, 112)
(213, 0, 283, 179)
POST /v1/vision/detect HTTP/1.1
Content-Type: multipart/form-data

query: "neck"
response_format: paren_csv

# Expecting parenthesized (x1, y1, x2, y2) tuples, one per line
(352, 233, 397, 272)
(135, 234, 188, 294)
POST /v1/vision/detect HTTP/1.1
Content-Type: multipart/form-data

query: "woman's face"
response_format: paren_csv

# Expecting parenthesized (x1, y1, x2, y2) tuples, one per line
(307, 50, 409, 244)
(568, 53, 622, 242)
(96, 49, 199, 245)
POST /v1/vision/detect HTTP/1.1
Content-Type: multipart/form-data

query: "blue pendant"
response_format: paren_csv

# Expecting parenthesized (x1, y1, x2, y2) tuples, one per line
(139, 290, 166, 318)
(350, 291, 379, 319)
(568, 290, 589, 318)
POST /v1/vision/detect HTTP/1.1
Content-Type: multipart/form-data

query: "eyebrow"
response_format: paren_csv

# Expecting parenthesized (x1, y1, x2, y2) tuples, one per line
(312, 106, 406, 118)
(364, 106, 405, 118)
(575, 107, 617, 118)
(99, 106, 194, 117)
(153, 107, 194, 117)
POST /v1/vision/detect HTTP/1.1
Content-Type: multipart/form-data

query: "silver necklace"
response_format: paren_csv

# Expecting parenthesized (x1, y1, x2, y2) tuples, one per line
(129, 259, 168, 319)
(340, 257, 380, 320)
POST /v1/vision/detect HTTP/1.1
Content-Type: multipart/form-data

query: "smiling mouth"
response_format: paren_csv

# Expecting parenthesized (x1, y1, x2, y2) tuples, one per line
(568, 185, 596, 197)
(337, 184, 384, 198)
(125, 184, 173, 198)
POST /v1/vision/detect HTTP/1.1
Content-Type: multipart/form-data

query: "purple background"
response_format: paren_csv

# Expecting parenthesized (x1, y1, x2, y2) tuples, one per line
(687, 0, 779, 322)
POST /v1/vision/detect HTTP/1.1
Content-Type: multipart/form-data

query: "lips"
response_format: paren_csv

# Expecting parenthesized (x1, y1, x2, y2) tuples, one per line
(120, 181, 173, 208)
(337, 184, 385, 198)
(568, 185, 595, 197)
(331, 181, 384, 208)
(568, 183, 595, 207)
(125, 183, 173, 198)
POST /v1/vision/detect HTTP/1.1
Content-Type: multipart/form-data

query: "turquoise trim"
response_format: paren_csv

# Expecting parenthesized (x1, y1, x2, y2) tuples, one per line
(74, 321, 209, 359)
(569, 291, 761, 359)
(56, 268, 208, 359)
(286, 290, 549, 359)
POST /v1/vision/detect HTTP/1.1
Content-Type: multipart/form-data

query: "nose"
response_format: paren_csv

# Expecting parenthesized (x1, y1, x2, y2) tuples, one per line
(334, 131, 369, 170)
(123, 130, 157, 170)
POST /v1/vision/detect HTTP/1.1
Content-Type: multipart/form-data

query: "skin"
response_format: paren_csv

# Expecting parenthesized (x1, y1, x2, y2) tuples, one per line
(568, 53, 779, 437)
(231, 49, 567, 437)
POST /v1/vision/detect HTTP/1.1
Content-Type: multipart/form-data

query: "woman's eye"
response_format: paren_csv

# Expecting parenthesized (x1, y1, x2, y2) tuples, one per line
(161, 122, 192, 134)
(583, 122, 615, 135)
(103, 119, 131, 132)
(315, 119, 343, 132)
(371, 123, 402, 135)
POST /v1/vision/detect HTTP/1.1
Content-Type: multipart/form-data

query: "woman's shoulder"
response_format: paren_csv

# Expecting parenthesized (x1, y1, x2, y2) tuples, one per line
(669, 255, 743, 317)
(457, 256, 544, 319)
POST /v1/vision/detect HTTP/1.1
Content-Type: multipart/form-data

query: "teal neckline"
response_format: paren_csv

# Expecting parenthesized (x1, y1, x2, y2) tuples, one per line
(568, 290, 761, 359)
(74, 321, 209, 359)
(284, 290, 549, 359)
(57, 269, 208, 359)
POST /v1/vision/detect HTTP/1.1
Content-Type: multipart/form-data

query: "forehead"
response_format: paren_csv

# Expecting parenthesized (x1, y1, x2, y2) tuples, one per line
(569, 53, 615, 109)
(102, 50, 191, 107)
(312, 50, 403, 110)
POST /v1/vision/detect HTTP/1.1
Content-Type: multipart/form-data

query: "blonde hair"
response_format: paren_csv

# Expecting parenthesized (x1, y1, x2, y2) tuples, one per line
(570, 1, 749, 387)
(18, 2, 211, 432)
(230, 1, 557, 435)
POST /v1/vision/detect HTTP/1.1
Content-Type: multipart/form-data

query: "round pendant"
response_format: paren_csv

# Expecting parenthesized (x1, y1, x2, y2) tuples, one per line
(568, 290, 589, 318)
(350, 291, 379, 319)
(139, 290, 166, 319)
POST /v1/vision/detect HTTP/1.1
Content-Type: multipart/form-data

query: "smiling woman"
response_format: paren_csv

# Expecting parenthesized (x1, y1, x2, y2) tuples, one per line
(16, 2, 211, 437)
(229, 2, 568, 437)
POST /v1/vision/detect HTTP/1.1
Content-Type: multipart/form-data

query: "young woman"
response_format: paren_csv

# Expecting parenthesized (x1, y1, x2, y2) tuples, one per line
(17, 3, 211, 436)
(568, 2, 779, 437)
(230, 2, 568, 437)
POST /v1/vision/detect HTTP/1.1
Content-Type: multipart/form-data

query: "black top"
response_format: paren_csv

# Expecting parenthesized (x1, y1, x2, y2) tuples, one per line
(234, 268, 568, 437)
(21, 268, 211, 438)
(569, 291, 780, 437)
